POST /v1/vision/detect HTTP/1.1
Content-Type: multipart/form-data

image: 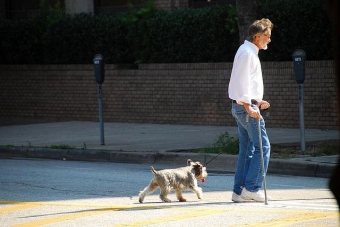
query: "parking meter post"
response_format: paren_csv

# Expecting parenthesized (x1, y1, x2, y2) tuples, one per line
(93, 54, 105, 145)
(98, 84, 104, 145)
(298, 84, 305, 153)
(292, 49, 306, 154)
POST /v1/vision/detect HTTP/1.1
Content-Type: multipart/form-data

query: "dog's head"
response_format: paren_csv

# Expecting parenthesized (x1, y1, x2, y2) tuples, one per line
(187, 159, 208, 182)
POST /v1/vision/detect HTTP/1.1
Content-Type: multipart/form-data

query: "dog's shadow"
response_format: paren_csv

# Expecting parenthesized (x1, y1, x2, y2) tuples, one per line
(132, 201, 233, 208)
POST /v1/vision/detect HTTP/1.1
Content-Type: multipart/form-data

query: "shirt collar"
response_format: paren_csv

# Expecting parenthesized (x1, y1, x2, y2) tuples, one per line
(244, 40, 259, 55)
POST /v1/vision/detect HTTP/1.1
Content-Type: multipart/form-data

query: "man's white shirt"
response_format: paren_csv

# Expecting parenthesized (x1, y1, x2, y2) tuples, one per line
(228, 40, 264, 104)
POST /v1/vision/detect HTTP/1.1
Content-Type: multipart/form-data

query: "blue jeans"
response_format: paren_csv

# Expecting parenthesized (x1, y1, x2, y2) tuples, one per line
(231, 103, 270, 195)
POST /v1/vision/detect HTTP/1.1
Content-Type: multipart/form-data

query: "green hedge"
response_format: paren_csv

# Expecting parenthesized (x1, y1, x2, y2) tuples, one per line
(132, 6, 239, 63)
(0, 0, 333, 64)
(0, 19, 42, 64)
(258, 0, 333, 61)
(43, 13, 134, 64)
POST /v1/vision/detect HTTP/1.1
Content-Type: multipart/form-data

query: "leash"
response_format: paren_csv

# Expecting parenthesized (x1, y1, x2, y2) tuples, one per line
(204, 152, 222, 166)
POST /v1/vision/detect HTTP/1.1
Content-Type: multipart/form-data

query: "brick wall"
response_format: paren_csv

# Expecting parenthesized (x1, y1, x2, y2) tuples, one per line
(0, 61, 338, 129)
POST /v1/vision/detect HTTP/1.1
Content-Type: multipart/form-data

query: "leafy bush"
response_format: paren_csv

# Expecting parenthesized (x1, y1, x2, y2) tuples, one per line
(43, 13, 134, 64)
(0, 4, 238, 64)
(136, 5, 238, 63)
(198, 132, 239, 155)
(214, 132, 239, 154)
(0, 19, 42, 64)
(258, 0, 333, 61)
(0, 0, 333, 64)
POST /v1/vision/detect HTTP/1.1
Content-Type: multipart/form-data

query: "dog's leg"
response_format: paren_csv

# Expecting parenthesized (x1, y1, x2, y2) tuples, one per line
(175, 189, 186, 202)
(138, 181, 158, 203)
(159, 186, 172, 203)
(190, 185, 203, 200)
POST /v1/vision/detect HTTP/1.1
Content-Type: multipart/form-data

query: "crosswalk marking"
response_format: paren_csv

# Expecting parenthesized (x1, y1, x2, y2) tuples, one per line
(0, 201, 164, 227)
(236, 211, 339, 227)
(0, 203, 41, 214)
(114, 208, 230, 227)
(12, 207, 115, 227)
(0, 200, 338, 227)
(115, 207, 339, 227)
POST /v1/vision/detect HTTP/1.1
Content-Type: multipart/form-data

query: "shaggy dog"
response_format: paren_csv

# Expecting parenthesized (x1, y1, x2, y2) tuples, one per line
(138, 159, 208, 203)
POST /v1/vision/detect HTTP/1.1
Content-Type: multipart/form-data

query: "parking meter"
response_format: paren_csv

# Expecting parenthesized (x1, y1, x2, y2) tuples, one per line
(93, 54, 105, 84)
(93, 54, 105, 145)
(292, 49, 306, 153)
(292, 49, 306, 84)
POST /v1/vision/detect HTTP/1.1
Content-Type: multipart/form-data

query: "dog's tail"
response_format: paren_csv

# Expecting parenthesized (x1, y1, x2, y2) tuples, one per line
(151, 166, 157, 175)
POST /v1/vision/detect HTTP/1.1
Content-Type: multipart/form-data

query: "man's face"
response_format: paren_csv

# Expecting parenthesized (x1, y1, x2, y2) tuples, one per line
(254, 29, 271, 50)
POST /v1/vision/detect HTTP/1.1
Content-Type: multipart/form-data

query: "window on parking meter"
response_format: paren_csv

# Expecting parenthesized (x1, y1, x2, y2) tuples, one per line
(292, 49, 306, 84)
(93, 54, 105, 84)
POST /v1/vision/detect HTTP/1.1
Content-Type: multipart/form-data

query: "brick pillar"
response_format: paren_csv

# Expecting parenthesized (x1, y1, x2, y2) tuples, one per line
(65, 0, 94, 14)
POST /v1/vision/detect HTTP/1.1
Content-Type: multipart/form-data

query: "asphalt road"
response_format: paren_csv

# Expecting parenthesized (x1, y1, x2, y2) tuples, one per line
(0, 158, 338, 227)
(1, 120, 339, 179)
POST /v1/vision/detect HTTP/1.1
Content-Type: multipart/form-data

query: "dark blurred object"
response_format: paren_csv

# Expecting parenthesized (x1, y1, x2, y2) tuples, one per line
(325, 0, 340, 211)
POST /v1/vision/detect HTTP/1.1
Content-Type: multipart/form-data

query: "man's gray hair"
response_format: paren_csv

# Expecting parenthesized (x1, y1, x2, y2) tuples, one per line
(246, 18, 274, 42)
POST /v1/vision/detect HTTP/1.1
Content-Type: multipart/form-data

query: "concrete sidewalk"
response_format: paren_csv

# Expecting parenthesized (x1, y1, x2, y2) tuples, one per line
(0, 120, 338, 178)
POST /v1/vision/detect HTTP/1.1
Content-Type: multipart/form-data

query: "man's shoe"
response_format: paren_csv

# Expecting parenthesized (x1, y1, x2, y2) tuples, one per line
(241, 188, 266, 202)
(232, 192, 254, 203)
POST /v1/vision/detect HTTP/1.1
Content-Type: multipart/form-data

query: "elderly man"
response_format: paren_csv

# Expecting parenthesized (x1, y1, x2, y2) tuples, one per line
(228, 18, 273, 202)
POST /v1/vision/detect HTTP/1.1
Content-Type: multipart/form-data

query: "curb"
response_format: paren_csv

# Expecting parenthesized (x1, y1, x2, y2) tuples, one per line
(268, 158, 336, 178)
(0, 146, 336, 178)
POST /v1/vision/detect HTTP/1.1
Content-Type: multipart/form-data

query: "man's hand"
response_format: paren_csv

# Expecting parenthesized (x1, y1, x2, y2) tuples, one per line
(242, 102, 261, 119)
(258, 100, 270, 110)
(242, 100, 270, 119)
